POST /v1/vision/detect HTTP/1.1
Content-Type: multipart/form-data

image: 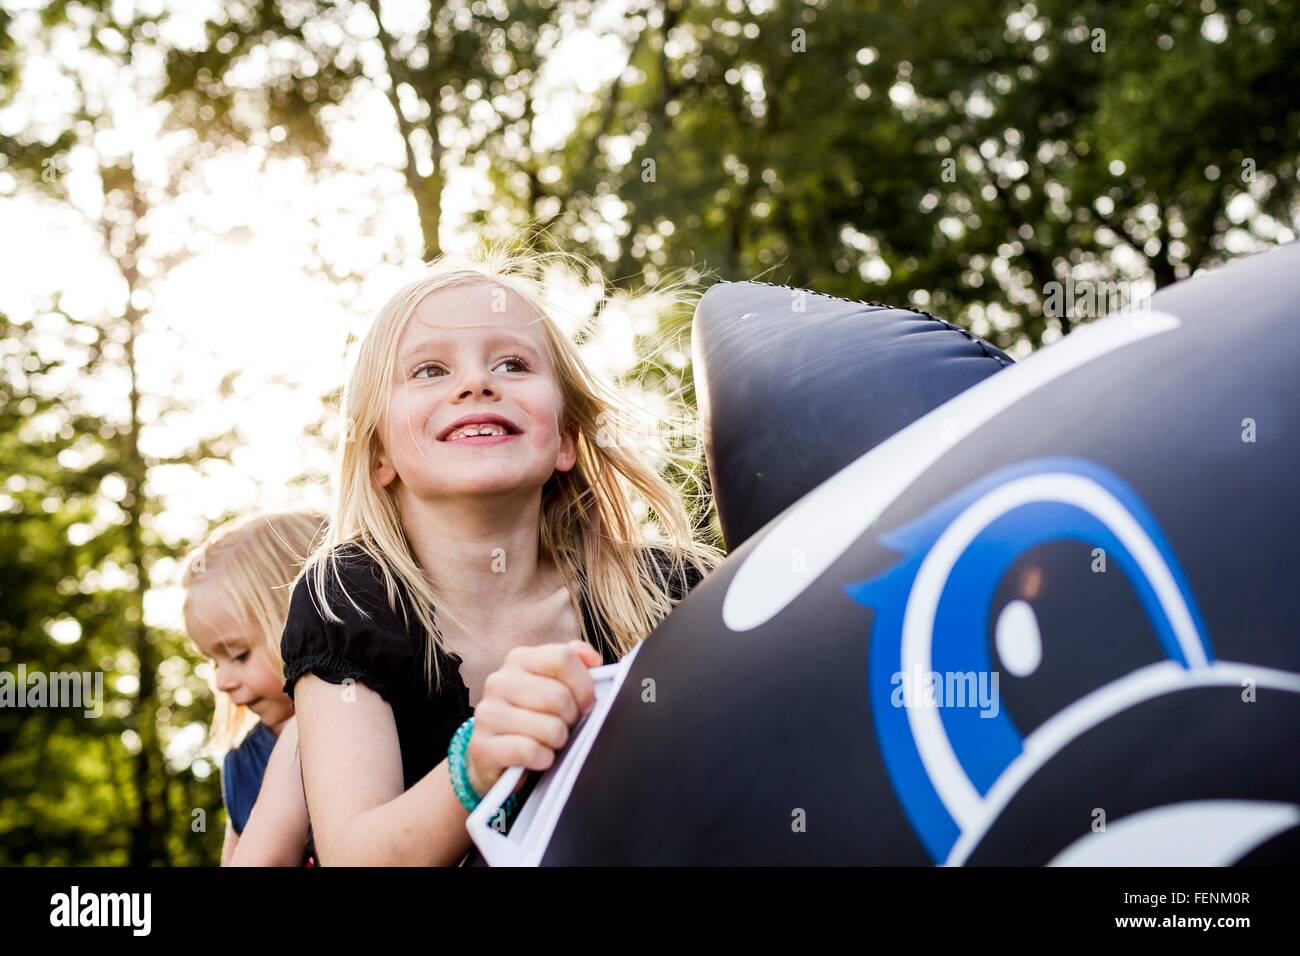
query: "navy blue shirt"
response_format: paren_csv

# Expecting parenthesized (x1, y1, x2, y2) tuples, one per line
(221, 721, 278, 836)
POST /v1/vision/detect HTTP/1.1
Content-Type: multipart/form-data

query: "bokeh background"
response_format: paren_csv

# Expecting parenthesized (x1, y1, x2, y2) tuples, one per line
(1, 0, 1297, 865)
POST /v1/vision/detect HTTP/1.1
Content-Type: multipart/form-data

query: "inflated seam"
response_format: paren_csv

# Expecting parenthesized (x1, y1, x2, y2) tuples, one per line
(720, 278, 1014, 369)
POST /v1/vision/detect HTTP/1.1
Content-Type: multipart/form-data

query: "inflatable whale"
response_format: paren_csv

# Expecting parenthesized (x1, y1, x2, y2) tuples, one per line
(689, 282, 1013, 548)
(468, 243, 1300, 865)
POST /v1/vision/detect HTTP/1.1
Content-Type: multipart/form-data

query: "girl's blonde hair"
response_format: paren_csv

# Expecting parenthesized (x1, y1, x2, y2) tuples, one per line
(301, 233, 725, 691)
(182, 510, 327, 752)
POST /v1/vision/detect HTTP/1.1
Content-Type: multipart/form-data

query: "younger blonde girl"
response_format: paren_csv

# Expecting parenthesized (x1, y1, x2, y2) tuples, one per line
(181, 509, 326, 865)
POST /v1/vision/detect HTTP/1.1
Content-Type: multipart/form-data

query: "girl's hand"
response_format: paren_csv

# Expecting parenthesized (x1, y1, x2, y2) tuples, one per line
(466, 640, 603, 798)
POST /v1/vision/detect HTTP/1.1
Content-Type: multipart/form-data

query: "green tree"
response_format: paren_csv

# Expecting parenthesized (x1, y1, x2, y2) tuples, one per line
(161, 0, 601, 258)
(0, 0, 244, 864)
(550, 0, 1300, 351)
(0, 304, 229, 865)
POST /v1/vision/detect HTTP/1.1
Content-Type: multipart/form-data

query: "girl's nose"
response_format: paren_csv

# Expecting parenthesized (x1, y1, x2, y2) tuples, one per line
(454, 364, 497, 400)
(215, 667, 239, 692)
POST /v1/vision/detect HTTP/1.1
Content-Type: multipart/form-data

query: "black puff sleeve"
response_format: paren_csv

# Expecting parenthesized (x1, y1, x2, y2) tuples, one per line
(279, 548, 419, 705)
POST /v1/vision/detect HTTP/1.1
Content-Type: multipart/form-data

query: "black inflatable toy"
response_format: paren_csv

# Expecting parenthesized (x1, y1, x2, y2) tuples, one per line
(691, 283, 1014, 548)
(475, 244, 1300, 865)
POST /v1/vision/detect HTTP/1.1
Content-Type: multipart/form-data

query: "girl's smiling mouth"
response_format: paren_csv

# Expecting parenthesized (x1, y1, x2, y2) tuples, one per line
(436, 413, 523, 442)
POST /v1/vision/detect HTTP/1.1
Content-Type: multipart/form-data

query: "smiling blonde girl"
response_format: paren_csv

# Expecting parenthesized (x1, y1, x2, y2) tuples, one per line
(281, 240, 722, 865)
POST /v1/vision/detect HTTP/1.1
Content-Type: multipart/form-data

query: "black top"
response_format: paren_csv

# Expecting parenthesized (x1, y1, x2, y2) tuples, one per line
(280, 542, 703, 863)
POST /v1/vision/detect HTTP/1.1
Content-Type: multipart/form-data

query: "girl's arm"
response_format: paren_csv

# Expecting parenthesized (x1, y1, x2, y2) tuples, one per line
(294, 674, 475, 866)
(219, 821, 239, 866)
(227, 717, 309, 867)
(295, 640, 602, 867)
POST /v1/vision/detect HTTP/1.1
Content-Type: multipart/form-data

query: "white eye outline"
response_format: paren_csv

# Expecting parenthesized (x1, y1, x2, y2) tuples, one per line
(902, 471, 1212, 850)
(721, 310, 1182, 633)
(1048, 800, 1300, 866)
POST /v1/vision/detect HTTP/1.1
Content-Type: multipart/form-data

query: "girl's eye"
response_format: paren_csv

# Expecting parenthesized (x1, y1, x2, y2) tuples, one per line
(233, 651, 250, 663)
(495, 355, 531, 374)
(413, 357, 530, 378)
(413, 363, 446, 380)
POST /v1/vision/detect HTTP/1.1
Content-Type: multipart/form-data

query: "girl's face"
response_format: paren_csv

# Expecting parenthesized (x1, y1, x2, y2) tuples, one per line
(373, 281, 577, 501)
(184, 582, 293, 730)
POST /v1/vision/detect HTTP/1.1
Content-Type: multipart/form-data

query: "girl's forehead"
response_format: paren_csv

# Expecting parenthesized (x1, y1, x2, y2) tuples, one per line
(403, 283, 545, 344)
(185, 585, 256, 644)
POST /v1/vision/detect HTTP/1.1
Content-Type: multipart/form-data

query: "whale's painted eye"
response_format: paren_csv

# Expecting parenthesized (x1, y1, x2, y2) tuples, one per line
(995, 599, 1042, 677)
(985, 541, 1166, 737)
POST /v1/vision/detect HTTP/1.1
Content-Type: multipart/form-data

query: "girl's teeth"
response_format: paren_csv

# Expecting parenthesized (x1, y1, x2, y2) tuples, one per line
(449, 424, 507, 440)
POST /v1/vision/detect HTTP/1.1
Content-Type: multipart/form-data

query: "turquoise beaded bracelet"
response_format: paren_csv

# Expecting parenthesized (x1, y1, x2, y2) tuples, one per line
(448, 717, 520, 825)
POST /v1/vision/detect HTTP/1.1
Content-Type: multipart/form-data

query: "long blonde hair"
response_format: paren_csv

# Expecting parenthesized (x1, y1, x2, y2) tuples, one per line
(182, 510, 327, 752)
(300, 236, 724, 691)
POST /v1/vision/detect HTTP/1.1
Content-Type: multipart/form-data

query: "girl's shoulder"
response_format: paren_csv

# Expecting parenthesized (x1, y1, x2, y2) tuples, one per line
(288, 542, 419, 632)
(280, 542, 422, 704)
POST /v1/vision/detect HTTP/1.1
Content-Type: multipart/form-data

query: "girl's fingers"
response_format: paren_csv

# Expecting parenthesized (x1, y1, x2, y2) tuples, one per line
(481, 669, 581, 726)
(466, 642, 604, 796)
(501, 641, 599, 715)
(469, 732, 557, 786)
(569, 639, 604, 667)
(473, 696, 572, 752)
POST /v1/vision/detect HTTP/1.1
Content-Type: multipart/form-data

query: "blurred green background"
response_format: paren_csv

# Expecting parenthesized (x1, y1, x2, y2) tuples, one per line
(1, 0, 1297, 864)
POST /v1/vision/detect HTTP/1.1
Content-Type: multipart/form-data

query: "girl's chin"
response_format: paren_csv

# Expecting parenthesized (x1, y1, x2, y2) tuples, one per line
(412, 470, 551, 496)
(252, 701, 294, 726)
(442, 482, 544, 498)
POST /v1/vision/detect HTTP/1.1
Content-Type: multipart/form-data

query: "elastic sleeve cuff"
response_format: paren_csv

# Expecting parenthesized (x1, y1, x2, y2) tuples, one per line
(282, 652, 396, 704)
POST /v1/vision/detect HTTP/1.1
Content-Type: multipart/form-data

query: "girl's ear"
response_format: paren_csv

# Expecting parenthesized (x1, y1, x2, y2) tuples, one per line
(554, 421, 579, 474)
(373, 446, 398, 488)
